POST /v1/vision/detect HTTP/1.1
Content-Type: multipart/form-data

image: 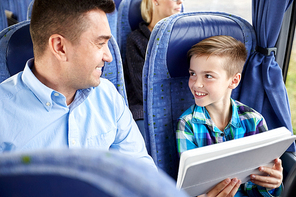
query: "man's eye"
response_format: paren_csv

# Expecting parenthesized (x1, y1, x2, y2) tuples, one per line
(98, 42, 105, 46)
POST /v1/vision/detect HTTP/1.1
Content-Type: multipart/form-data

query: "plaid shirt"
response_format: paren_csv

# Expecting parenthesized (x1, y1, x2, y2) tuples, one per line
(176, 99, 282, 197)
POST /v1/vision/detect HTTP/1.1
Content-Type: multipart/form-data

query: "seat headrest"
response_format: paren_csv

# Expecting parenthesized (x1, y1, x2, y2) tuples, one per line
(167, 14, 252, 78)
(129, 0, 142, 31)
(7, 24, 33, 76)
(6, 24, 34, 76)
(114, 0, 122, 9)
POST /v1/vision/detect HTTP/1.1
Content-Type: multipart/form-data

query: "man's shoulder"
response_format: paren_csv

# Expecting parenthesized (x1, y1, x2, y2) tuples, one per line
(0, 74, 24, 100)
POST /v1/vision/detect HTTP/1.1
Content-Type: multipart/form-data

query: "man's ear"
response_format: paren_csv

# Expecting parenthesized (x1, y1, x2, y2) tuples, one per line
(229, 73, 241, 89)
(48, 34, 68, 61)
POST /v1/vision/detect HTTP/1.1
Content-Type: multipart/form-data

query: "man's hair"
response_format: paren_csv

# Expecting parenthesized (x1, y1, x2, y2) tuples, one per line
(187, 35, 247, 77)
(141, 0, 153, 23)
(30, 0, 115, 57)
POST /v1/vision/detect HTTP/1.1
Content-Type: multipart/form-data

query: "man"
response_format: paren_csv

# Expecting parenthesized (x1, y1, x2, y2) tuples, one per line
(0, 0, 154, 168)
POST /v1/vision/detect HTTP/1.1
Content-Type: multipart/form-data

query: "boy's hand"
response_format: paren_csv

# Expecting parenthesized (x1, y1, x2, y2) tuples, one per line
(250, 158, 283, 189)
(198, 178, 241, 197)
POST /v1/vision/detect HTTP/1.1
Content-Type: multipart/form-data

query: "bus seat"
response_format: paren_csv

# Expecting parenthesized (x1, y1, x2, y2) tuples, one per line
(26, 0, 34, 20)
(2, 0, 32, 22)
(117, 0, 184, 67)
(117, 0, 141, 64)
(17, 0, 33, 21)
(282, 158, 296, 197)
(106, 0, 123, 41)
(0, 20, 32, 83)
(143, 12, 256, 179)
(102, 34, 129, 106)
(0, 3, 8, 31)
(0, 149, 189, 197)
(0, 21, 128, 106)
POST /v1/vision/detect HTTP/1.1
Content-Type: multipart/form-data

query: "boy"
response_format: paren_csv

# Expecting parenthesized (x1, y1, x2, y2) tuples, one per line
(176, 35, 283, 196)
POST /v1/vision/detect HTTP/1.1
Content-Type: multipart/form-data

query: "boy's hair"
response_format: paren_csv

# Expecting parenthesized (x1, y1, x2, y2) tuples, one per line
(141, 0, 153, 23)
(30, 0, 115, 57)
(187, 35, 247, 77)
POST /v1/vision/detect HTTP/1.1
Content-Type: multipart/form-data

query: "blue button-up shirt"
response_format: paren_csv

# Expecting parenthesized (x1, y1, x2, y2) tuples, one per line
(0, 59, 155, 168)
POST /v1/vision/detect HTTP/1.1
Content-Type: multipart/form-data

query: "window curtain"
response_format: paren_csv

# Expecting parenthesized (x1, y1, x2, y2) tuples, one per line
(238, 0, 295, 151)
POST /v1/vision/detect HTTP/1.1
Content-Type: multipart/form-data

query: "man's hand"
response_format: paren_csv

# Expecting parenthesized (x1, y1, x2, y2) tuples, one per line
(250, 158, 283, 189)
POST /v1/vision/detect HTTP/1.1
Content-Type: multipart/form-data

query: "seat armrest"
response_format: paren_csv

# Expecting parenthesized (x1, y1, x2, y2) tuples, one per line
(281, 152, 296, 175)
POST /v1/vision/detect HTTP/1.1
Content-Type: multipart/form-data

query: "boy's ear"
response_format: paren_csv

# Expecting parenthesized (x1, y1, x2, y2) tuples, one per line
(48, 34, 68, 62)
(229, 73, 241, 89)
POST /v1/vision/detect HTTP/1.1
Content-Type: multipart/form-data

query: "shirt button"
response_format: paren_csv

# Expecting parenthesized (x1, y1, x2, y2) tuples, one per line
(221, 133, 225, 136)
(72, 140, 76, 145)
(54, 93, 59, 96)
(46, 102, 51, 106)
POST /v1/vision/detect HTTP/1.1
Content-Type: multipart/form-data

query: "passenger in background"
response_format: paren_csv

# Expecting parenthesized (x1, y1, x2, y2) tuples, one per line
(176, 35, 283, 196)
(125, 0, 183, 120)
(0, 0, 155, 170)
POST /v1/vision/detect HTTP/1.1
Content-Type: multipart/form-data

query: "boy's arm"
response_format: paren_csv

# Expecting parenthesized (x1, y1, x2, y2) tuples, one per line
(245, 158, 283, 196)
(176, 118, 198, 155)
(245, 117, 283, 196)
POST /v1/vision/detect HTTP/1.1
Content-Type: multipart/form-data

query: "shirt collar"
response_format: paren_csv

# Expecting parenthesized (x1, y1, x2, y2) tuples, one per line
(22, 58, 93, 111)
(192, 98, 242, 128)
(22, 59, 56, 111)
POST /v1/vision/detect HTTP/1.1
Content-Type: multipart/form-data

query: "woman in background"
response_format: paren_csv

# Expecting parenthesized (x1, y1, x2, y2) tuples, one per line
(125, 0, 183, 121)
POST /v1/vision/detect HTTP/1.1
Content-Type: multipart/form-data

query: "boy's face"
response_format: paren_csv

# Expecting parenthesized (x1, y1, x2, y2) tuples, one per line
(188, 55, 240, 108)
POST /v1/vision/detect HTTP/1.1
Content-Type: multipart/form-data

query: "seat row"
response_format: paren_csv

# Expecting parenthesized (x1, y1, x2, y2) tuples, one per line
(0, 10, 257, 180)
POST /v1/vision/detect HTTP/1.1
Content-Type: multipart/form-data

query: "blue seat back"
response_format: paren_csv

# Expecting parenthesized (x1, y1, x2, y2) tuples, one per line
(0, 149, 189, 197)
(2, 0, 33, 22)
(0, 3, 8, 31)
(143, 12, 256, 179)
(27, 0, 34, 20)
(102, 35, 128, 105)
(0, 20, 32, 83)
(106, 0, 123, 40)
(0, 21, 128, 105)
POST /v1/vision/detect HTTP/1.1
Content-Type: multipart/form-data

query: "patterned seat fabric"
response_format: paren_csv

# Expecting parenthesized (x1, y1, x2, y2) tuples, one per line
(0, 149, 189, 197)
(0, 21, 128, 105)
(117, 0, 139, 63)
(0, 3, 8, 32)
(2, 0, 33, 22)
(143, 12, 257, 179)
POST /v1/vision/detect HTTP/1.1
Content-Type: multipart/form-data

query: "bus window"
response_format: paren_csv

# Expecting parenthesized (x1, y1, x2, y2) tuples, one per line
(286, 30, 296, 135)
(183, 0, 252, 23)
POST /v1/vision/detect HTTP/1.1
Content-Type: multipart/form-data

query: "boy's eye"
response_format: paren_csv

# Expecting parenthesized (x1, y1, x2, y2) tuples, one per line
(205, 74, 213, 79)
(189, 71, 196, 76)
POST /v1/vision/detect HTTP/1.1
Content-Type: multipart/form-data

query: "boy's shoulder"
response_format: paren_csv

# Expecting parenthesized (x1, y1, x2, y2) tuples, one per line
(178, 104, 198, 121)
(233, 99, 264, 120)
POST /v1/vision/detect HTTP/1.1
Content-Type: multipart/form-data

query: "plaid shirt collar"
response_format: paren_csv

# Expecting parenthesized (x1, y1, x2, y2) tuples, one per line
(191, 98, 242, 130)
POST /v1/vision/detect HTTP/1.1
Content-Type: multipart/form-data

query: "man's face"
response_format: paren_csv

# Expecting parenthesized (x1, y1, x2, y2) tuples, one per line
(65, 9, 112, 90)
